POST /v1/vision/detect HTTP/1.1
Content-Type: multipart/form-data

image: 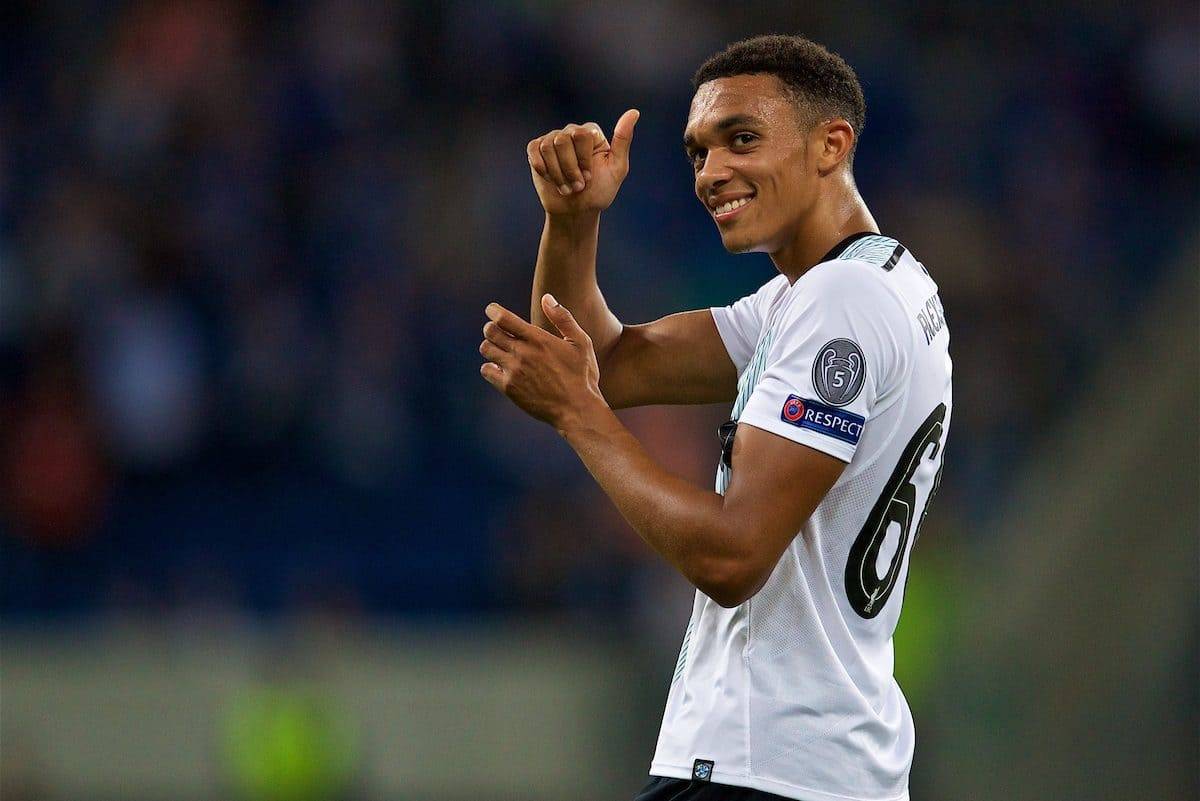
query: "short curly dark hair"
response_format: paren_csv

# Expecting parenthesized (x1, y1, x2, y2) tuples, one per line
(693, 34, 866, 166)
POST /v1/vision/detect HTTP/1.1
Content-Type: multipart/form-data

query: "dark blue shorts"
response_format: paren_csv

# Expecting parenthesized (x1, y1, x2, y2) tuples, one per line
(634, 776, 794, 800)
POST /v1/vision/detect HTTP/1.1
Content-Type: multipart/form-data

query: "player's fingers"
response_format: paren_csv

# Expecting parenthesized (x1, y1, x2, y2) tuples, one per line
(527, 139, 548, 178)
(611, 108, 640, 166)
(568, 127, 594, 182)
(582, 122, 608, 152)
(552, 132, 585, 193)
(483, 320, 517, 350)
(537, 136, 569, 194)
(479, 339, 511, 365)
(540, 293, 590, 344)
(485, 303, 538, 339)
(480, 361, 507, 390)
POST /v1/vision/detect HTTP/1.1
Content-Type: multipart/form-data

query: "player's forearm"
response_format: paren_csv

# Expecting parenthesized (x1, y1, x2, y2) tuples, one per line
(559, 401, 758, 607)
(531, 213, 623, 362)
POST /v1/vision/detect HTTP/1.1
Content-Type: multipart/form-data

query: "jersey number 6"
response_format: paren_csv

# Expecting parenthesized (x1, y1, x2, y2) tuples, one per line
(845, 403, 947, 619)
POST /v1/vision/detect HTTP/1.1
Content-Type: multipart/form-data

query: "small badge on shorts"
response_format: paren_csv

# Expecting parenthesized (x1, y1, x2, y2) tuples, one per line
(692, 759, 714, 782)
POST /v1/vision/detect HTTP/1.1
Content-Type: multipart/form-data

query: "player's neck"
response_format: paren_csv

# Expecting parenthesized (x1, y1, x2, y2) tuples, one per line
(770, 181, 878, 284)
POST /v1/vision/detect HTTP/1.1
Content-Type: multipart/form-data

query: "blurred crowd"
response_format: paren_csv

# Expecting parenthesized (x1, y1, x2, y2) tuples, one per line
(1, 1, 1196, 620)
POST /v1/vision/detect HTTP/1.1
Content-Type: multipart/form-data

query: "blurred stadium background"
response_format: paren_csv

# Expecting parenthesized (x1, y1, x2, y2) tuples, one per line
(1, 2, 1197, 800)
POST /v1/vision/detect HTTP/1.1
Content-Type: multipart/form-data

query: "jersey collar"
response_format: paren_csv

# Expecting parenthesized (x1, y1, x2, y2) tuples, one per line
(819, 232, 878, 263)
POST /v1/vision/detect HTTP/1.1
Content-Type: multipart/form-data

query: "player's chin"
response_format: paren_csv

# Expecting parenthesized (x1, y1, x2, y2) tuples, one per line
(719, 230, 764, 254)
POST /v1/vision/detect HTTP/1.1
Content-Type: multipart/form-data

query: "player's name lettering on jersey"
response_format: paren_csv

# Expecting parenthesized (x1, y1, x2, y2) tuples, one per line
(917, 292, 946, 345)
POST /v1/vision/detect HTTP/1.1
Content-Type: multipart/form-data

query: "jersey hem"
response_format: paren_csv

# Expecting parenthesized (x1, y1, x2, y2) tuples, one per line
(649, 763, 909, 801)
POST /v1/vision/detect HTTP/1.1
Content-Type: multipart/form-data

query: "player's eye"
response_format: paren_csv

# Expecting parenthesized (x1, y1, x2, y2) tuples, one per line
(731, 132, 757, 147)
(687, 149, 706, 170)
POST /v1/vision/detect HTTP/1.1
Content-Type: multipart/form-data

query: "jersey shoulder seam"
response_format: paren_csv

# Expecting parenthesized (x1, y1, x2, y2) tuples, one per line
(840, 249, 920, 473)
(797, 253, 915, 339)
(804, 247, 920, 466)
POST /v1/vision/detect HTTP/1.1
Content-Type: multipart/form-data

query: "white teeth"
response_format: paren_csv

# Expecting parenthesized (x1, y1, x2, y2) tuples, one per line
(715, 197, 751, 215)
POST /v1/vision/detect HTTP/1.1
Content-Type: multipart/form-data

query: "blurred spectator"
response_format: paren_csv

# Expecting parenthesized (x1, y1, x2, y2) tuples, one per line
(3, 334, 111, 547)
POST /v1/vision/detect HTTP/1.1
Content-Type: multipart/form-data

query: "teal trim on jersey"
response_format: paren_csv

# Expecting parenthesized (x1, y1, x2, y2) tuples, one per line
(716, 326, 778, 495)
(838, 235, 901, 266)
(672, 617, 695, 684)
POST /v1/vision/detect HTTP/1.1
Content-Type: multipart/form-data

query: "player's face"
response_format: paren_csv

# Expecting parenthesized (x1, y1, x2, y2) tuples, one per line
(684, 75, 817, 254)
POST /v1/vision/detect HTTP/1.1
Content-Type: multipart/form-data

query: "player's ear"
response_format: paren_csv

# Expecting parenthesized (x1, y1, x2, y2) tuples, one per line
(815, 119, 854, 174)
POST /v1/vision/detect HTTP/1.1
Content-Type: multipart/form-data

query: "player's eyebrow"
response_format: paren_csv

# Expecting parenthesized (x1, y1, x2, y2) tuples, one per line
(684, 114, 765, 148)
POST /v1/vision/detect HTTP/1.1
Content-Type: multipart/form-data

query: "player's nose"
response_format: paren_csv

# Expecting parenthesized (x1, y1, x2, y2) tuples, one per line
(696, 151, 734, 195)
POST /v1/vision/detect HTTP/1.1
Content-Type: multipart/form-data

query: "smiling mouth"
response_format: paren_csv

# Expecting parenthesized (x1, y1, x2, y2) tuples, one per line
(713, 196, 754, 223)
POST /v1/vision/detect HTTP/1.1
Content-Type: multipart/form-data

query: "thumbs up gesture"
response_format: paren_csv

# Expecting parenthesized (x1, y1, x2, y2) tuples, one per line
(526, 109, 640, 215)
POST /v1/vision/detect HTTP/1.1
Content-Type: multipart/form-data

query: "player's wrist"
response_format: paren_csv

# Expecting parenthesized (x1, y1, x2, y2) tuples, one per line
(545, 209, 601, 236)
(553, 389, 611, 440)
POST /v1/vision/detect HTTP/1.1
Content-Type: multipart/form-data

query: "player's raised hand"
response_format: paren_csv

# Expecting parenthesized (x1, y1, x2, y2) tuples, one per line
(526, 109, 639, 215)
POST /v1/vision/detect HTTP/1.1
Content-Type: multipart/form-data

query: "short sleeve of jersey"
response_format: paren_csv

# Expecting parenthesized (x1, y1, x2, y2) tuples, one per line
(737, 262, 910, 463)
(710, 274, 788, 375)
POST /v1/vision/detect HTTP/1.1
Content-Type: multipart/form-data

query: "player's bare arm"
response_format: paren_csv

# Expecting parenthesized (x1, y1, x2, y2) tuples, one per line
(480, 296, 843, 607)
(525, 111, 738, 409)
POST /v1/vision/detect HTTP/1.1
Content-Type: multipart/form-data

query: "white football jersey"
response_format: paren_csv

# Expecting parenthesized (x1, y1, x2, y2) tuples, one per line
(650, 233, 952, 801)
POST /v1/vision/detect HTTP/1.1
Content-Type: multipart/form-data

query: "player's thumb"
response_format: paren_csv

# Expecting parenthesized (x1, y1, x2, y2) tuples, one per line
(541, 294, 588, 342)
(611, 109, 639, 165)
